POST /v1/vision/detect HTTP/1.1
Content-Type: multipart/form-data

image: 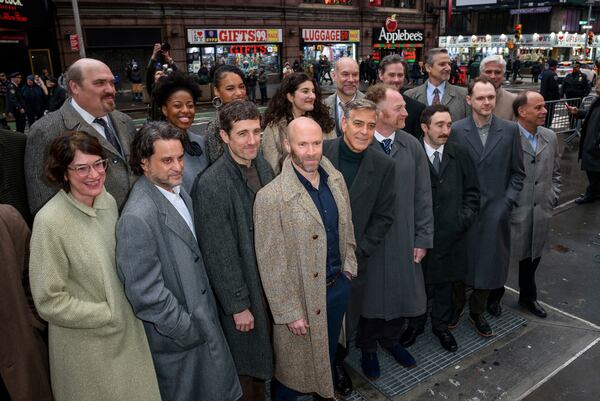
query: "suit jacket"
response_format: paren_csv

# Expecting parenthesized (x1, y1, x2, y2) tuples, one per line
(24, 101, 136, 215)
(0, 129, 31, 224)
(116, 176, 241, 401)
(324, 90, 365, 137)
(420, 141, 480, 284)
(323, 137, 396, 331)
(0, 204, 53, 401)
(402, 95, 426, 138)
(511, 126, 561, 260)
(253, 156, 357, 398)
(192, 151, 274, 379)
(404, 80, 469, 122)
(449, 115, 525, 289)
(495, 88, 516, 121)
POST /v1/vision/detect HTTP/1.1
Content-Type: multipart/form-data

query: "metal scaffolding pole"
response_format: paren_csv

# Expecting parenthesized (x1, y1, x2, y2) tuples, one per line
(71, 0, 86, 58)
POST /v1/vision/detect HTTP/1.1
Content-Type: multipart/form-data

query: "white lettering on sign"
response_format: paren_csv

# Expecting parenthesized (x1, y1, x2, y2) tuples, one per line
(301, 29, 360, 43)
(378, 27, 424, 43)
(187, 29, 283, 44)
(0, 0, 23, 5)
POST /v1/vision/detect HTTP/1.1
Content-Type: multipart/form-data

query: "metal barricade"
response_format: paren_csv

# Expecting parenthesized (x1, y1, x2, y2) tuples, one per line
(543, 97, 582, 134)
(564, 95, 598, 145)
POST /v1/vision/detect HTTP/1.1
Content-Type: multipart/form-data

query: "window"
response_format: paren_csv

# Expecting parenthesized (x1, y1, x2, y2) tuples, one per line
(302, 0, 353, 4)
(381, 0, 416, 8)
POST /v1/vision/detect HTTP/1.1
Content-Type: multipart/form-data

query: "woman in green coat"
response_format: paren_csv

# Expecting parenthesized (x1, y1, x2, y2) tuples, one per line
(29, 131, 161, 401)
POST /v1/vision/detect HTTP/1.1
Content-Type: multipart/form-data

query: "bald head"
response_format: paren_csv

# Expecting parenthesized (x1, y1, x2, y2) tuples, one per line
(67, 58, 116, 117)
(285, 117, 323, 174)
(333, 57, 360, 101)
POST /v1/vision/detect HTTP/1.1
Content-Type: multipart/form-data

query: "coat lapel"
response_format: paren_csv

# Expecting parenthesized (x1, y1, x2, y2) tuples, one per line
(140, 177, 202, 257)
(480, 116, 503, 161)
(281, 158, 323, 225)
(463, 117, 485, 159)
(441, 84, 454, 106)
(535, 128, 549, 157)
(350, 148, 376, 201)
(438, 144, 453, 177)
(520, 133, 536, 157)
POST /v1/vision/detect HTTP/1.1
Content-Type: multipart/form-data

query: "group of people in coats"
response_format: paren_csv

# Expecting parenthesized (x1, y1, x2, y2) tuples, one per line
(1, 47, 575, 401)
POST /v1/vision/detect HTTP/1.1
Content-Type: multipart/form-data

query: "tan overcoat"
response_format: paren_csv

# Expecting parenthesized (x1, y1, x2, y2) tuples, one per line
(495, 88, 517, 121)
(262, 118, 336, 175)
(254, 156, 357, 398)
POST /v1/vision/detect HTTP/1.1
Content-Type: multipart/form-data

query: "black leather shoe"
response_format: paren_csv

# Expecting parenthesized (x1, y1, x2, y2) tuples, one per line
(487, 302, 502, 317)
(519, 300, 547, 318)
(575, 195, 596, 204)
(433, 329, 458, 352)
(448, 309, 463, 330)
(469, 313, 494, 337)
(333, 362, 353, 396)
(399, 326, 424, 347)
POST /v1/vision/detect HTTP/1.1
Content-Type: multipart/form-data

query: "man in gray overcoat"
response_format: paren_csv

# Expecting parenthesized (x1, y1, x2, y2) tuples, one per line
(322, 98, 396, 391)
(360, 84, 434, 368)
(116, 121, 241, 401)
(449, 77, 525, 337)
(192, 101, 274, 400)
(324, 57, 365, 137)
(479, 55, 516, 121)
(490, 91, 561, 318)
(25, 58, 135, 215)
(404, 48, 468, 123)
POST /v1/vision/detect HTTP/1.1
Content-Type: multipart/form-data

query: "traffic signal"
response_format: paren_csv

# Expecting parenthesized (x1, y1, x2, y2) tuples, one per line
(588, 31, 594, 46)
(515, 24, 522, 41)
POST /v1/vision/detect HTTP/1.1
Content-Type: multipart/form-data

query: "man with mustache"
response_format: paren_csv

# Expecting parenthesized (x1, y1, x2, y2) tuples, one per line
(324, 57, 365, 138)
(117, 121, 241, 401)
(192, 101, 274, 401)
(448, 76, 525, 336)
(254, 117, 357, 401)
(404, 48, 468, 123)
(418, 104, 480, 352)
(25, 58, 136, 215)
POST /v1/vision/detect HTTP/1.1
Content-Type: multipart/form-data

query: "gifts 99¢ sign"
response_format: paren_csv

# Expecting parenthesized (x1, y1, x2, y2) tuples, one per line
(188, 29, 283, 44)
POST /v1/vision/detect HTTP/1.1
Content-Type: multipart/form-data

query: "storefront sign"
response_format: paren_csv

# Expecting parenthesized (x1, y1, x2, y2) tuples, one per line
(69, 34, 80, 51)
(510, 7, 551, 15)
(187, 28, 283, 45)
(0, 0, 27, 24)
(301, 29, 360, 43)
(228, 44, 278, 54)
(374, 27, 424, 44)
(0, 31, 25, 44)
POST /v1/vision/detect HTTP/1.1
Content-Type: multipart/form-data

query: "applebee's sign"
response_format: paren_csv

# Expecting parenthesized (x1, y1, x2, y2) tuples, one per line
(375, 15, 424, 44)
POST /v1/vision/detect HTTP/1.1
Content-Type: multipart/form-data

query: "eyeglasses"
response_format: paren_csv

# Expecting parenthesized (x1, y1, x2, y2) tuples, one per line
(68, 159, 109, 177)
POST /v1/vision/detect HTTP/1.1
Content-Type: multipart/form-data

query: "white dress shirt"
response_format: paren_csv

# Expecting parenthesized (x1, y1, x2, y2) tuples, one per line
(423, 141, 444, 165)
(426, 80, 446, 106)
(155, 185, 197, 239)
(336, 93, 358, 127)
(374, 130, 396, 144)
(70, 98, 114, 140)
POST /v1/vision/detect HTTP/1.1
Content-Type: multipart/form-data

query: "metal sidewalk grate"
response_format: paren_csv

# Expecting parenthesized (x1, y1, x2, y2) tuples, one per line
(266, 383, 368, 400)
(345, 309, 527, 398)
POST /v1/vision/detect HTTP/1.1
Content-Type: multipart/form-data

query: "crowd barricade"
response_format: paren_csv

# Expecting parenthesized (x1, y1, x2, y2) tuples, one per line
(543, 97, 581, 134)
(564, 95, 598, 145)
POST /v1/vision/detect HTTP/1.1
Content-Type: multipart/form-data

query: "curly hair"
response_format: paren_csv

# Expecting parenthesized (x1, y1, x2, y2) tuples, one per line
(262, 72, 334, 133)
(151, 71, 202, 109)
(129, 121, 185, 176)
(211, 64, 245, 88)
(45, 131, 105, 191)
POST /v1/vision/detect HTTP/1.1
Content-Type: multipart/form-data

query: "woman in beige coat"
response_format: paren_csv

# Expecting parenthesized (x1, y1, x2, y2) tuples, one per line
(29, 132, 161, 401)
(262, 72, 336, 174)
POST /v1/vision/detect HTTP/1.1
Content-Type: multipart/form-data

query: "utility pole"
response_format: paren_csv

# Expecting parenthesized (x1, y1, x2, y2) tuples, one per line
(71, 0, 86, 58)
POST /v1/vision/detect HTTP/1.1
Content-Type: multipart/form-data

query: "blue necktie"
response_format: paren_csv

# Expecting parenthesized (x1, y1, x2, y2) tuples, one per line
(381, 138, 392, 155)
(94, 117, 123, 156)
(433, 151, 441, 173)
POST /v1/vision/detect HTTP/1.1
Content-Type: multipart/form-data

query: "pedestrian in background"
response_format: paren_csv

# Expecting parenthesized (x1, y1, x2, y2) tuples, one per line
(6, 72, 27, 132)
(540, 60, 560, 127)
(258, 67, 268, 105)
(21, 75, 47, 128)
(45, 76, 67, 113)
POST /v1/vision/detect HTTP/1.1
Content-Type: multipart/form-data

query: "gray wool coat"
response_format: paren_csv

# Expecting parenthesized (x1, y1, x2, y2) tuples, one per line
(510, 126, 561, 261)
(404, 81, 469, 123)
(192, 150, 274, 380)
(449, 116, 526, 289)
(24, 101, 136, 215)
(116, 176, 241, 401)
(365, 131, 434, 319)
(324, 91, 365, 137)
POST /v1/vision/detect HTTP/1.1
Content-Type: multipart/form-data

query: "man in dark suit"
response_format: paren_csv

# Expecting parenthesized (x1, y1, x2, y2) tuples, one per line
(378, 54, 426, 138)
(0, 129, 31, 224)
(24, 58, 136, 215)
(322, 98, 396, 394)
(192, 101, 274, 401)
(418, 104, 480, 352)
(449, 76, 525, 337)
(116, 121, 241, 401)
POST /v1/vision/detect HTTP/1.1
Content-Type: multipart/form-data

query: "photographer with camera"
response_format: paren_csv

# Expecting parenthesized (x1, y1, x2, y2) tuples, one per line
(146, 43, 178, 97)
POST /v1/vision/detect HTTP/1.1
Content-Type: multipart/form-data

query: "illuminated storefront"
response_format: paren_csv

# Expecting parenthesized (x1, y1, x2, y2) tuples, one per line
(301, 28, 360, 64)
(186, 28, 283, 74)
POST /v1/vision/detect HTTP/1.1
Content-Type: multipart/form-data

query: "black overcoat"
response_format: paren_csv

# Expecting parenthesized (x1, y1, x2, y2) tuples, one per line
(577, 96, 600, 172)
(420, 141, 480, 284)
(191, 150, 274, 380)
(323, 138, 396, 331)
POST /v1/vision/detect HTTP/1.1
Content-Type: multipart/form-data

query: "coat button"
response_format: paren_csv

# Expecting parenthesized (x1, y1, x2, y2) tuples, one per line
(534, 203, 537, 207)
(112, 159, 119, 164)
(535, 181, 538, 185)
(316, 309, 321, 315)
(312, 234, 318, 240)
(201, 289, 207, 294)
(194, 256, 199, 262)
(313, 272, 319, 278)
(249, 227, 254, 232)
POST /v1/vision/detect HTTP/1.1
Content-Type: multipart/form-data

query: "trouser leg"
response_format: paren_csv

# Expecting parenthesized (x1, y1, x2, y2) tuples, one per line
(519, 257, 542, 302)
(469, 289, 490, 316)
(429, 282, 453, 332)
(272, 379, 300, 401)
(356, 316, 405, 351)
(487, 286, 506, 306)
(452, 281, 467, 314)
(326, 275, 351, 370)
(15, 113, 26, 133)
(584, 171, 600, 197)
(238, 375, 266, 401)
